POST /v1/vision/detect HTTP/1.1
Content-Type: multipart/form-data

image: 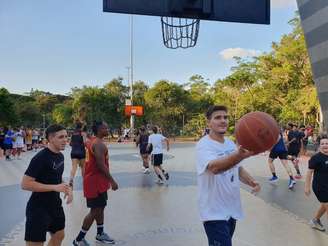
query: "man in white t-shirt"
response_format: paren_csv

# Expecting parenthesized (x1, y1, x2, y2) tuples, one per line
(196, 105, 260, 246)
(147, 126, 170, 184)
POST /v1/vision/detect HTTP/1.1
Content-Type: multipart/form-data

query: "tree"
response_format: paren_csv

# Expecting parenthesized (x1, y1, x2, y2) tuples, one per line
(0, 88, 17, 125)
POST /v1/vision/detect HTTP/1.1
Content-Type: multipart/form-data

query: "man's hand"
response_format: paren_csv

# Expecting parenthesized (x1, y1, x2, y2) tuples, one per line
(236, 146, 254, 160)
(64, 187, 73, 204)
(250, 180, 261, 195)
(54, 183, 70, 194)
(111, 180, 119, 191)
(304, 187, 311, 197)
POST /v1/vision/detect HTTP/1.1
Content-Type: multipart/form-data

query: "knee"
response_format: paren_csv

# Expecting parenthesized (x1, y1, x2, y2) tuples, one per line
(52, 230, 65, 242)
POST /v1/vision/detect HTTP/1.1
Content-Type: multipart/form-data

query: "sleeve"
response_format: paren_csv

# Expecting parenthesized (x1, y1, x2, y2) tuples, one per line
(24, 156, 44, 178)
(161, 135, 167, 141)
(148, 135, 153, 144)
(308, 155, 317, 170)
(196, 144, 218, 175)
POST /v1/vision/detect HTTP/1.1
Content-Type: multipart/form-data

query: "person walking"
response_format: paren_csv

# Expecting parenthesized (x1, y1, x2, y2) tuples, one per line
(73, 121, 118, 246)
(305, 135, 328, 232)
(21, 124, 72, 246)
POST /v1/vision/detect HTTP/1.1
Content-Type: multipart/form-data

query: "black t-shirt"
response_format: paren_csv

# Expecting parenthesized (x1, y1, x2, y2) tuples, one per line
(70, 132, 85, 154)
(25, 148, 64, 208)
(288, 130, 303, 148)
(139, 134, 149, 148)
(309, 152, 328, 189)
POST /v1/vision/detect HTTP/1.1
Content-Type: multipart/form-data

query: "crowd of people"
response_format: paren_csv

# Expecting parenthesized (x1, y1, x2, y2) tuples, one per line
(0, 126, 45, 160)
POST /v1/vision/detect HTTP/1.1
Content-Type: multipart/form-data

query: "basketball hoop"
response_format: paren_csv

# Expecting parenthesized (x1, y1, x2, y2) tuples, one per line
(161, 17, 200, 49)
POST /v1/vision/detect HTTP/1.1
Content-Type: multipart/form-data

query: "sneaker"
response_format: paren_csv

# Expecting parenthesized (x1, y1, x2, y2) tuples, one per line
(294, 174, 302, 179)
(269, 176, 278, 183)
(73, 239, 90, 246)
(156, 179, 164, 185)
(95, 232, 115, 244)
(143, 168, 150, 174)
(310, 219, 326, 231)
(164, 172, 169, 180)
(288, 179, 296, 189)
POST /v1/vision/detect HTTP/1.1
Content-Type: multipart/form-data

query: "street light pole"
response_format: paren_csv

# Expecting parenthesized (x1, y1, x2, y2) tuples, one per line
(129, 15, 135, 134)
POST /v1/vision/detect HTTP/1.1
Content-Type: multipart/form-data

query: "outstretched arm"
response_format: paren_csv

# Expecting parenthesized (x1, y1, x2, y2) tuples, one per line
(239, 166, 260, 194)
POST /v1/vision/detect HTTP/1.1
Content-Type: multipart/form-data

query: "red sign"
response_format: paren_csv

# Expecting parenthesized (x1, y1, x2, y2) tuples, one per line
(125, 106, 144, 116)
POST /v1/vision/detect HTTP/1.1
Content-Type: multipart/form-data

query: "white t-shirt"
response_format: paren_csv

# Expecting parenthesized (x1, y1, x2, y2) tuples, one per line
(148, 133, 166, 154)
(196, 135, 244, 222)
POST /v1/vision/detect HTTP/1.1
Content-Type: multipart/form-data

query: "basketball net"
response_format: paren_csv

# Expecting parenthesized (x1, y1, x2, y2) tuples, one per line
(161, 17, 200, 49)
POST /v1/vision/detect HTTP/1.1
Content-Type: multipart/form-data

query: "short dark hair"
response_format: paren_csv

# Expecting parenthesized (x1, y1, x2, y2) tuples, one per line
(92, 121, 104, 135)
(45, 124, 65, 140)
(152, 126, 158, 133)
(206, 105, 228, 120)
(319, 134, 328, 143)
(75, 122, 83, 130)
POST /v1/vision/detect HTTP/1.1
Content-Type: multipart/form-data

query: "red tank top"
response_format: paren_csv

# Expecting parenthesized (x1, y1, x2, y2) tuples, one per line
(83, 137, 111, 198)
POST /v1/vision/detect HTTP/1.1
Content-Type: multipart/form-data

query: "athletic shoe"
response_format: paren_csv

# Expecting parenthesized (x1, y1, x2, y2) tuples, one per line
(72, 239, 90, 246)
(156, 179, 164, 185)
(95, 232, 115, 244)
(294, 174, 302, 179)
(143, 168, 150, 174)
(310, 219, 326, 231)
(164, 172, 169, 180)
(288, 179, 296, 189)
(269, 176, 278, 183)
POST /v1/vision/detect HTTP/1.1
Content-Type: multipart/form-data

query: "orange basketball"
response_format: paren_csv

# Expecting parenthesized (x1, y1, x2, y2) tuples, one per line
(235, 111, 280, 153)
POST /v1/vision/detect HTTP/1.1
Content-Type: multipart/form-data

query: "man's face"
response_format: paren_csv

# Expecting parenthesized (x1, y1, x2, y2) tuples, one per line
(207, 110, 229, 134)
(49, 130, 68, 151)
(320, 138, 328, 153)
(99, 122, 109, 137)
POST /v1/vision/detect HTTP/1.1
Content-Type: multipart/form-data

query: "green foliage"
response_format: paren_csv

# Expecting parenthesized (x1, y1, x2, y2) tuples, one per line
(1, 14, 322, 134)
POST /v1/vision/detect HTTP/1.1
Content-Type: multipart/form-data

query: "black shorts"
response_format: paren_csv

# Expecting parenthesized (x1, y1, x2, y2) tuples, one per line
(288, 147, 300, 157)
(152, 154, 163, 166)
(139, 145, 149, 155)
(269, 151, 288, 160)
(3, 143, 12, 150)
(313, 186, 328, 203)
(86, 192, 108, 208)
(25, 205, 65, 242)
(71, 152, 86, 160)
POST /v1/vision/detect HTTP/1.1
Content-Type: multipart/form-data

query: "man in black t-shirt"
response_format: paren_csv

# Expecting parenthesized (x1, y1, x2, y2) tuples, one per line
(21, 124, 72, 246)
(305, 135, 328, 232)
(287, 124, 303, 179)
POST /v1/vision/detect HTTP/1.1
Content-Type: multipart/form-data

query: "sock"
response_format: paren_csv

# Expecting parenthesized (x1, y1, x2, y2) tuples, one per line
(157, 174, 163, 180)
(162, 169, 165, 174)
(289, 176, 294, 180)
(76, 228, 87, 242)
(97, 224, 104, 235)
(272, 172, 277, 178)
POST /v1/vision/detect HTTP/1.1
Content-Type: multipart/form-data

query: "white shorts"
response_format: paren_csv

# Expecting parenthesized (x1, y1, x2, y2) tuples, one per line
(13, 142, 24, 148)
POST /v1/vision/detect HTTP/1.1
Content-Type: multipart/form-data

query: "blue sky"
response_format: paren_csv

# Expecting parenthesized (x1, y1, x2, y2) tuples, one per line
(0, 0, 298, 95)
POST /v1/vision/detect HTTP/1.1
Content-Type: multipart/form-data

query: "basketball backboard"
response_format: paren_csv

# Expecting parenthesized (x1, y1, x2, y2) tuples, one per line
(103, 0, 270, 24)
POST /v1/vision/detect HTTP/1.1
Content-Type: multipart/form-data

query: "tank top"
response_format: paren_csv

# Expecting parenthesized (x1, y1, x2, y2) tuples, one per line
(83, 137, 111, 198)
(70, 131, 85, 154)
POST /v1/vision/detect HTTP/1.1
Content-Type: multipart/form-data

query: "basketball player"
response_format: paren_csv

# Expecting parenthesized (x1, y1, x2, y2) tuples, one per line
(196, 105, 260, 246)
(147, 126, 170, 184)
(136, 126, 150, 173)
(21, 124, 72, 246)
(69, 123, 86, 187)
(268, 133, 296, 189)
(305, 135, 328, 232)
(287, 123, 302, 179)
(73, 121, 118, 246)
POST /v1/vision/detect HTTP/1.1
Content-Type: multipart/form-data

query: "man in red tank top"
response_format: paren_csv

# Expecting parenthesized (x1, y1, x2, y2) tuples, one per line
(73, 121, 118, 246)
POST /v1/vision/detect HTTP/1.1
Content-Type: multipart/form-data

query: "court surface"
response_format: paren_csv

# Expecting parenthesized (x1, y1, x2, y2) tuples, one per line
(0, 142, 327, 245)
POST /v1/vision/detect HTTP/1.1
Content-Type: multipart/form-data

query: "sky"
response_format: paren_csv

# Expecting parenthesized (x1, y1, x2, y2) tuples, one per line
(0, 0, 298, 95)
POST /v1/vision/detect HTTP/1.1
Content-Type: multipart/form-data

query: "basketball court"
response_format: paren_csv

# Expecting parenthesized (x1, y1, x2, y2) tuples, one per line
(0, 142, 328, 245)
